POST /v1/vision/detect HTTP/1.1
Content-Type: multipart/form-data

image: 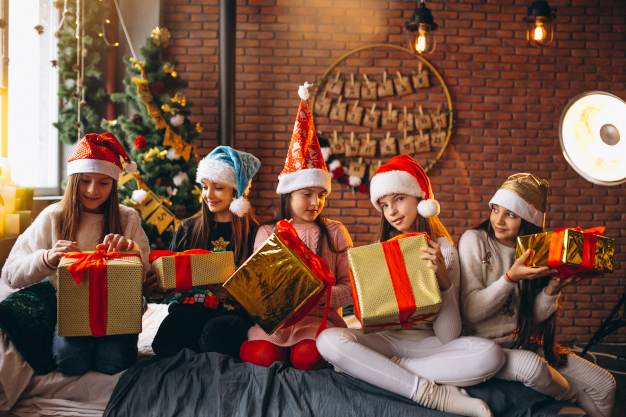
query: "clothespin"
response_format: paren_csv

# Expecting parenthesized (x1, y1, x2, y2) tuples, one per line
(383, 71, 387, 84)
(353, 100, 359, 110)
(333, 130, 338, 143)
(350, 73, 355, 86)
(350, 131, 355, 144)
(396, 71, 403, 82)
(370, 103, 376, 114)
(404, 129, 408, 141)
(337, 96, 343, 106)
(363, 74, 371, 87)
(335, 71, 341, 82)
(418, 62, 422, 74)
(387, 103, 393, 116)
(419, 105, 424, 117)
(386, 131, 391, 144)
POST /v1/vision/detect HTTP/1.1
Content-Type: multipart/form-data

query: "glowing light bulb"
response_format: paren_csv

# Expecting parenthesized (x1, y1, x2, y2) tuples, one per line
(533, 24, 546, 42)
(114, 42, 119, 47)
(98, 33, 103, 37)
(415, 33, 426, 53)
(105, 19, 110, 24)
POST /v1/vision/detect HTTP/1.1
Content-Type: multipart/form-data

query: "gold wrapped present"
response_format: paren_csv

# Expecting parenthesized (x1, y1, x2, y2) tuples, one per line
(516, 227, 614, 278)
(224, 221, 335, 335)
(347, 233, 441, 334)
(149, 249, 235, 293)
(57, 251, 143, 337)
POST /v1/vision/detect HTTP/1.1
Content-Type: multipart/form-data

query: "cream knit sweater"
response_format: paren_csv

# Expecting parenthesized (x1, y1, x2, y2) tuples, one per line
(458, 229, 559, 346)
(1, 203, 150, 289)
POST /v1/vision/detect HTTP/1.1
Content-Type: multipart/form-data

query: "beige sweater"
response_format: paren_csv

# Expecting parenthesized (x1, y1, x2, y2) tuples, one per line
(458, 229, 559, 346)
(1, 203, 150, 289)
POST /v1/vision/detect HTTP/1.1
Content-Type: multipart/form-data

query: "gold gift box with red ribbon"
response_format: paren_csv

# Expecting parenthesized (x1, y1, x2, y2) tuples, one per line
(224, 221, 336, 335)
(516, 227, 614, 278)
(57, 251, 143, 337)
(347, 233, 442, 334)
(149, 250, 236, 293)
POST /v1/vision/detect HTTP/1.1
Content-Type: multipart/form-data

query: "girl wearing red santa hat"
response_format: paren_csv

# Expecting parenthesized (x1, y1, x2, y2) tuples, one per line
(316, 154, 505, 417)
(1, 133, 150, 376)
(239, 83, 354, 371)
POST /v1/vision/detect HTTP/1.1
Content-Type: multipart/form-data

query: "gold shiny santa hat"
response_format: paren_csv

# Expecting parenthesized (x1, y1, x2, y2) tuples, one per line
(488, 173, 549, 228)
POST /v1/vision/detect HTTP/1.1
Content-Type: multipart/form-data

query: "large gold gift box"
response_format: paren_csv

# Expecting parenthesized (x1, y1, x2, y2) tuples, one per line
(150, 251, 236, 293)
(347, 234, 442, 334)
(223, 232, 326, 335)
(516, 228, 614, 277)
(57, 251, 143, 337)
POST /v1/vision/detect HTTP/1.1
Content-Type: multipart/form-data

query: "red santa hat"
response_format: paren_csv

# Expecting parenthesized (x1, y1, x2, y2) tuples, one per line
(369, 154, 440, 218)
(276, 82, 331, 195)
(67, 133, 137, 180)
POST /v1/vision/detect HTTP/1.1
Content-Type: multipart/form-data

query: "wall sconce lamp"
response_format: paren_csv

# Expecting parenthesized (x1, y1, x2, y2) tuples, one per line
(523, 1, 556, 47)
(405, 0, 438, 55)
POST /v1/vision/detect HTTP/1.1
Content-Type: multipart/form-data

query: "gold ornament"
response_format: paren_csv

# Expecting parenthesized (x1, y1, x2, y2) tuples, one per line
(195, 123, 203, 133)
(171, 93, 186, 107)
(161, 104, 179, 114)
(34, 25, 44, 35)
(106, 119, 117, 126)
(211, 237, 231, 252)
(150, 27, 171, 48)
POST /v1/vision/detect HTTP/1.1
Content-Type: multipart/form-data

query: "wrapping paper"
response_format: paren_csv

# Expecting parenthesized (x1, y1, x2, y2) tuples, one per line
(57, 251, 143, 337)
(347, 233, 441, 333)
(224, 221, 335, 335)
(516, 227, 614, 278)
(149, 250, 235, 293)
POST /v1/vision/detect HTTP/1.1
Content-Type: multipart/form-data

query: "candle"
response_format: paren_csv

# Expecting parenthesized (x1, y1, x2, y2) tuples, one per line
(0, 185, 16, 213)
(5, 213, 19, 235)
(15, 211, 31, 233)
(0, 158, 10, 182)
(15, 187, 34, 211)
(0, 208, 5, 235)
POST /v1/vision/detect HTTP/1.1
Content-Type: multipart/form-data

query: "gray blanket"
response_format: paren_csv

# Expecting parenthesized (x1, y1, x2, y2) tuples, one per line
(104, 350, 585, 417)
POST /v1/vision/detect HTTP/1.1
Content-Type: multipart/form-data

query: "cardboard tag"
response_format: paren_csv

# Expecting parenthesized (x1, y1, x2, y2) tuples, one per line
(345, 134, 360, 157)
(430, 130, 446, 149)
(380, 133, 396, 156)
(359, 135, 377, 158)
(412, 64, 430, 89)
(344, 74, 360, 99)
(314, 93, 332, 117)
(363, 104, 381, 129)
(393, 71, 414, 96)
(415, 106, 432, 130)
(415, 131, 431, 153)
(398, 110, 414, 131)
(325, 72, 344, 95)
(399, 136, 416, 154)
(346, 101, 363, 126)
(361, 75, 377, 100)
(381, 105, 399, 130)
(329, 98, 347, 122)
(377, 72, 395, 98)
(330, 131, 345, 154)
(348, 161, 366, 178)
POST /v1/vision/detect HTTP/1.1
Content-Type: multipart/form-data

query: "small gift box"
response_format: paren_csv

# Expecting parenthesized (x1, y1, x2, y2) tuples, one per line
(515, 227, 614, 278)
(149, 249, 236, 293)
(224, 220, 336, 335)
(347, 233, 442, 333)
(57, 251, 143, 337)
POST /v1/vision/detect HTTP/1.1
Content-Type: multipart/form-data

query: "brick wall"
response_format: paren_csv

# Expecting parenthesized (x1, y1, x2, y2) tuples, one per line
(162, 0, 626, 342)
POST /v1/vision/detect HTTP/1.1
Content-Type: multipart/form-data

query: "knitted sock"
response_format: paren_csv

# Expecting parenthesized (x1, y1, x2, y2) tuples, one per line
(290, 339, 326, 371)
(239, 340, 289, 368)
(415, 380, 492, 417)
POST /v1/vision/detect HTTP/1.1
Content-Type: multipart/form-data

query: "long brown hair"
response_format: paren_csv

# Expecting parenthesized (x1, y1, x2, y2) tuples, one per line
(375, 197, 453, 244)
(58, 173, 122, 242)
(267, 193, 345, 254)
(474, 215, 568, 368)
(189, 192, 258, 265)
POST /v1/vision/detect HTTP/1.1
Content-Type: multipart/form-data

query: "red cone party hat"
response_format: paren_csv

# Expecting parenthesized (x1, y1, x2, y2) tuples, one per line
(276, 82, 331, 195)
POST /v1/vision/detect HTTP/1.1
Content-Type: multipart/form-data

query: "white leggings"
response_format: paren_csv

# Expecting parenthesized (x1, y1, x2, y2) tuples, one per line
(316, 328, 505, 401)
(496, 348, 616, 417)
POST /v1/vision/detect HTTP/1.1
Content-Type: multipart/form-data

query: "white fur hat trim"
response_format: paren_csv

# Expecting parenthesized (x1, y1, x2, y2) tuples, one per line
(68, 158, 121, 180)
(489, 188, 545, 227)
(195, 159, 237, 190)
(276, 168, 331, 195)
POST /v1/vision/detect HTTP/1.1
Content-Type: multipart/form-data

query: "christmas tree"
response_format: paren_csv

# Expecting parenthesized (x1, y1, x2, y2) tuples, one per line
(102, 29, 202, 250)
(53, 0, 109, 144)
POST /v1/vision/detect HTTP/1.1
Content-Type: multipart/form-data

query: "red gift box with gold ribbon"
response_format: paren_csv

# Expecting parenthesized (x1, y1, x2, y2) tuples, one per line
(224, 220, 336, 335)
(516, 226, 614, 279)
(57, 251, 143, 337)
(347, 233, 442, 334)
(149, 249, 236, 293)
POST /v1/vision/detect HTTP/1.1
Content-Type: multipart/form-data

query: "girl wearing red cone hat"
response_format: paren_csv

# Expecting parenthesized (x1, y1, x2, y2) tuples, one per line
(239, 83, 354, 371)
(317, 155, 505, 417)
(1, 133, 150, 376)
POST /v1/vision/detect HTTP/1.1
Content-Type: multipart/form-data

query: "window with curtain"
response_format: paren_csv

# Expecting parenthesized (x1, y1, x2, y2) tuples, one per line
(7, 0, 60, 193)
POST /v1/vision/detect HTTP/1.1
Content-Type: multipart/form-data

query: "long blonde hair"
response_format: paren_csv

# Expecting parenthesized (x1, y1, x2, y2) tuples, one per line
(58, 173, 122, 242)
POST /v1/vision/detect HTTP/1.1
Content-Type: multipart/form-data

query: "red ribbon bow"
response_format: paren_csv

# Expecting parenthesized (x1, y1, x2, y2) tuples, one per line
(275, 220, 336, 336)
(64, 251, 141, 337)
(547, 227, 606, 279)
(149, 249, 213, 293)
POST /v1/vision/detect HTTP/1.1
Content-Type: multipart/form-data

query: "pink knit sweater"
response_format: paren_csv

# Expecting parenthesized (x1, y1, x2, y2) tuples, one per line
(246, 219, 354, 346)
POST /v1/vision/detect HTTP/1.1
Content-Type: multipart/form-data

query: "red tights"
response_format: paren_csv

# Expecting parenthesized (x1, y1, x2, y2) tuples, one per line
(240, 339, 326, 371)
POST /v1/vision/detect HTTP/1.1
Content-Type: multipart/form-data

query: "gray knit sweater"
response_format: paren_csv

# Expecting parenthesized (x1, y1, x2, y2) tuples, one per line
(458, 229, 559, 347)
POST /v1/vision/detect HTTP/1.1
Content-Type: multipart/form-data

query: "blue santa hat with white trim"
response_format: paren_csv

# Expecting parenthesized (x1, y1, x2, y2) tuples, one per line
(196, 146, 261, 217)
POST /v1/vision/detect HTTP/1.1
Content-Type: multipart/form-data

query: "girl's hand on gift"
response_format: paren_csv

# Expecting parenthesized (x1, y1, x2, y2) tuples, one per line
(204, 284, 231, 300)
(506, 250, 557, 283)
(48, 240, 81, 266)
(420, 239, 451, 291)
(544, 275, 588, 296)
(96, 234, 135, 252)
(143, 270, 174, 300)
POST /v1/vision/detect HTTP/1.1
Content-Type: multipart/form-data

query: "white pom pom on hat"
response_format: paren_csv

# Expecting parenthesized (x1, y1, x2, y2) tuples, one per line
(369, 154, 440, 218)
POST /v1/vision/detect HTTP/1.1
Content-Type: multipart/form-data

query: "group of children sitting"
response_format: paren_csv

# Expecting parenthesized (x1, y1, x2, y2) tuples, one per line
(0, 84, 616, 417)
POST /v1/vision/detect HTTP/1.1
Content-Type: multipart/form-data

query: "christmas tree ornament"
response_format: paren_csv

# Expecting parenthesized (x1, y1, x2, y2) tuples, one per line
(170, 114, 185, 127)
(150, 27, 171, 48)
(170, 92, 186, 107)
(276, 83, 331, 195)
(131, 114, 143, 125)
(131, 189, 148, 204)
(173, 171, 189, 186)
(370, 154, 440, 218)
(166, 147, 181, 161)
(134, 135, 147, 150)
(195, 123, 203, 133)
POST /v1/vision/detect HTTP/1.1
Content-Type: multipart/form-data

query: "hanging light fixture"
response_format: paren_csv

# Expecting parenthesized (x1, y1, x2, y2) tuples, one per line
(405, 0, 438, 55)
(523, 1, 556, 47)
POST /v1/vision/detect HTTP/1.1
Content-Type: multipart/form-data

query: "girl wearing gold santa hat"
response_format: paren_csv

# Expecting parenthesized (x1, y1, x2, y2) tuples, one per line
(459, 173, 615, 417)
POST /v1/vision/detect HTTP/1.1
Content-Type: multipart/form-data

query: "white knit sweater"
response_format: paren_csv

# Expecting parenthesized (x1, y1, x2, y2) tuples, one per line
(1, 203, 150, 289)
(458, 229, 559, 346)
